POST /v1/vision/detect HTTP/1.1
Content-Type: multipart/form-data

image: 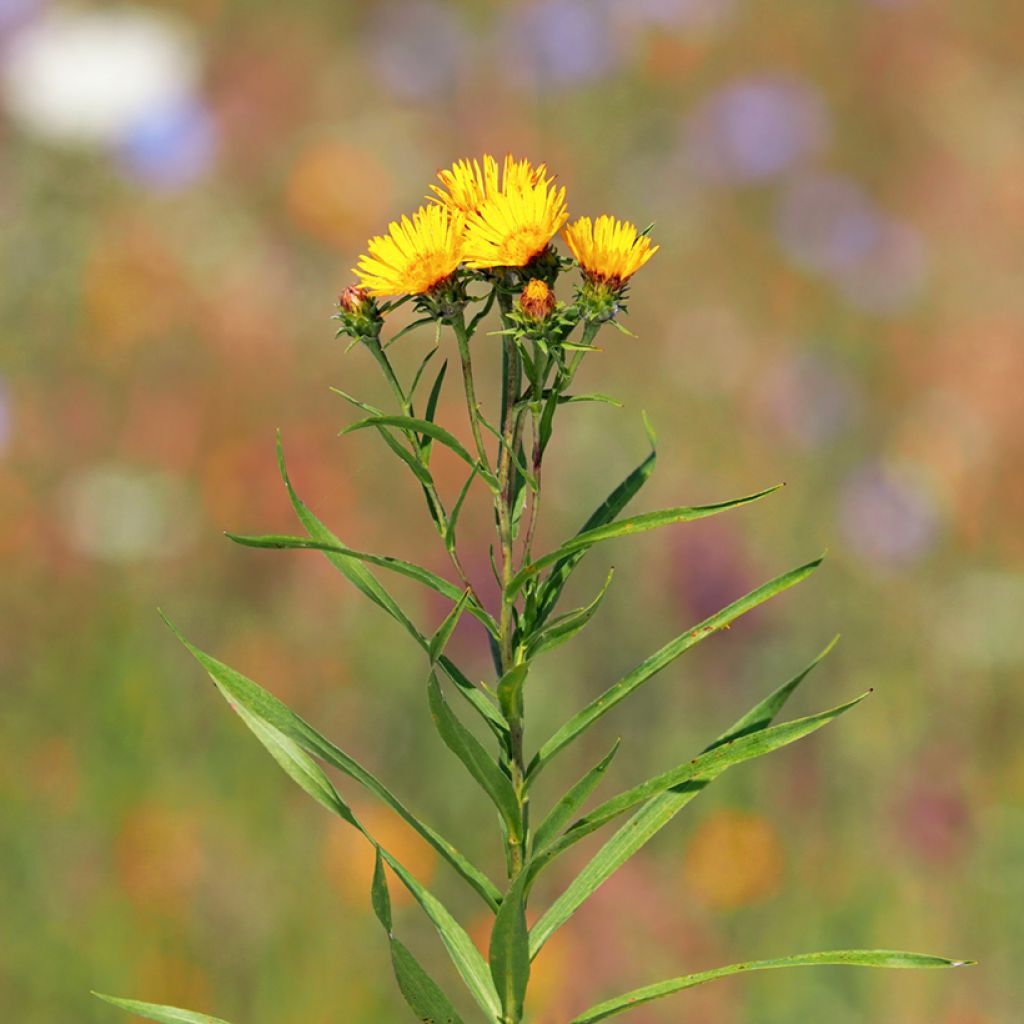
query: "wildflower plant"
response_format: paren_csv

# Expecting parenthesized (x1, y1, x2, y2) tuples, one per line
(94, 155, 971, 1024)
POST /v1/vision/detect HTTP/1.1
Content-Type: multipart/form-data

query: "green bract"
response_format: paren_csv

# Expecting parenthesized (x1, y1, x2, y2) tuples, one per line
(95, 213, 970, 1024)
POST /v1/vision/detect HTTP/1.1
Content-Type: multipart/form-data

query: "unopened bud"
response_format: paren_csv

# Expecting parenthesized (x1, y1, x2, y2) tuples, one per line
(339, 284, 371, 314)
(520, 279, 556, 322)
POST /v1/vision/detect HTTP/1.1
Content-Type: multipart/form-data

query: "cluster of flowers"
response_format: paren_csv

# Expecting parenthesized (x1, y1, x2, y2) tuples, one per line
(337, 154, 658, 331)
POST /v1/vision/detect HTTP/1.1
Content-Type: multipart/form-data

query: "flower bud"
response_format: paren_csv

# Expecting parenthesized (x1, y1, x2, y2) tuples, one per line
(520, 279, 556, 322)
(339, 284, 372, 314)
(334, 283, 383, 342)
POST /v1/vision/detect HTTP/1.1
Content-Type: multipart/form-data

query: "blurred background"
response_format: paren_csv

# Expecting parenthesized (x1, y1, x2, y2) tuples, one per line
(2, 1, 1021, 1022)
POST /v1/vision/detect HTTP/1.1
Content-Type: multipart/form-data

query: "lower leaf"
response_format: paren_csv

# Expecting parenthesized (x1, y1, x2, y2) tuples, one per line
(92, 994, 232, 1024)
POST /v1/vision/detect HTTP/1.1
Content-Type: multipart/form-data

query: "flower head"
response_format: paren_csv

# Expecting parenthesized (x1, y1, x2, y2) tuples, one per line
(462, 176, 568, 269)
(354, 204, 465, 297)
(563, 215, 658, 288)
(431, 154, 552, 215)
(519, 278, 556, 321)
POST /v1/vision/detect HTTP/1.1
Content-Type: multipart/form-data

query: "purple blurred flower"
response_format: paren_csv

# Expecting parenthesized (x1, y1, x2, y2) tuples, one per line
(613, 0, 735, 29)
(116, 97, 217, 191)
(839, 462, 940, 567)
(760, 351, 858, 449)
(684, 75, 829, 184)
(501, 0, 620, 90)
(776, 173, 882, 274)
(367, 1, 468, 101)
(0, 0, 43, 42)
(837, 219, 927, 313)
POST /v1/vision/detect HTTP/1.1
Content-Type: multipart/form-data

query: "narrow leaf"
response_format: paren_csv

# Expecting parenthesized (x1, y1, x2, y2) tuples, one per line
(497, 664, 530, 724)
(529, 557, 823, 784)
(427, 673, 521, 834)
(528, 569, 614, 658)
(372, 851, 467, 1024)
(430, 589, 471, 663)
(706, 635, 840, 751)
(445, 467, 478, 554)
(164, 616, 500, 910)
(92, 994, 233, 1024)
(508, 485, 782, 600)
(419, 359, 449, 461)
(276, 434, 507, 741)
(226, 533, 498, 636)
(343, 414, 498, 491)
(570, 950, 975, 1023)
(533, 693, 867, 880)
(531, 740, 620, 857)
(528, 689, 861, 957)
(534, 441, 655, 627)
(489, 874, 531, 1023)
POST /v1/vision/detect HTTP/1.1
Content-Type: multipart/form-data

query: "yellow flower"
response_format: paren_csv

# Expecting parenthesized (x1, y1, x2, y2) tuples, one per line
(354, 204, 465, 297)
(463, 176, 568, 269)
(431, 154, 552, 215)
(563, 214, 658, 287)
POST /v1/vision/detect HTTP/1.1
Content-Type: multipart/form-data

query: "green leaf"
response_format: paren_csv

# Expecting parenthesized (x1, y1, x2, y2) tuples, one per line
(531, 740, 620, 857)
(528, 689, 862, 957)
(534, 440, 656, 627)
(372, 852, 467, 1024)
(342, 414, 499, 491)
(528, 557, 823, 785)
(507, 485, 783, 600)
(419, 359, 449, 462)
(92, 994, 233, 1024)
(527, 569, 614, 658)
(489, 874, 531, 1024)
(427, 673, 521, 835)
(164, 616, 501, 911)
(557, 392, 623, 408)
(705, 635, 840, 751)
(445, 467, 478, 554)
(532, 693, 867, 885)
(225, 533, 498, 637)
(276, 434, 507, 742)
(569, 950, 975, 1023)
(430, 589, 471, 663)
(497, 664, 530, 724)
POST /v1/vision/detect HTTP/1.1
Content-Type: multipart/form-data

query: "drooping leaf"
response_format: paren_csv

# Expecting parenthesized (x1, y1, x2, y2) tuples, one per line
(531, 740, 620, 857)
(531, 693, 867, 882)
(569, 950, 975, 1023)
(527, 569, 614, 658)
(276, 434, 507, 741)
(427, 673, 521, 835)
(507, 485, 782, 600)
(92, 994, 233, 1024)
(164, 616, 500, 910)
(534, 438, 656, 627)
(489, 873, 531, 1024)
(497, 664, 530, 724)
(225, 533, 498, 636)
(705, 635, 840, 751)
(342, 414, 499, 492)
(528, 690, 863, 957)
(528, 557, 823, 784)
(372, 851, 466, 1024)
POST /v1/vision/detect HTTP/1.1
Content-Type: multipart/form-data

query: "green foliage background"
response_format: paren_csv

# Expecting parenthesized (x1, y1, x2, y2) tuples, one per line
(2, 2, 1020, 1022)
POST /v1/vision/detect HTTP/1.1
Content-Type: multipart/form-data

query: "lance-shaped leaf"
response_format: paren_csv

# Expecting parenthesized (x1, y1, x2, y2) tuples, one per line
(342, 414, 500, 492)
(490, 873, 531, 1024)
(508, 484, 781, 601)
(529, 693, 867, 885)
(371, 851, 466, 1024)
(528, 557, 823, 785)
(497, 664, 530, 724)
(705, 634, 839, 751)
(527, 569, 614, 659)
(430, 588, 472, 663)
(419, 358, 449, 462)
(276, 434, 507, 741)
(226, 533, 499, 637)
(169, 627, 500, 1019)
(529, 691, 865, 957)
(531, 740, 620, 857)
(165, 615, 501, 910)
(445, 467, 478, 555)
(534, 440, 656, 628)
(92, 994, 233, 1024)
(427, 673, 521, 836)
(569, 950, 975, 1023)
